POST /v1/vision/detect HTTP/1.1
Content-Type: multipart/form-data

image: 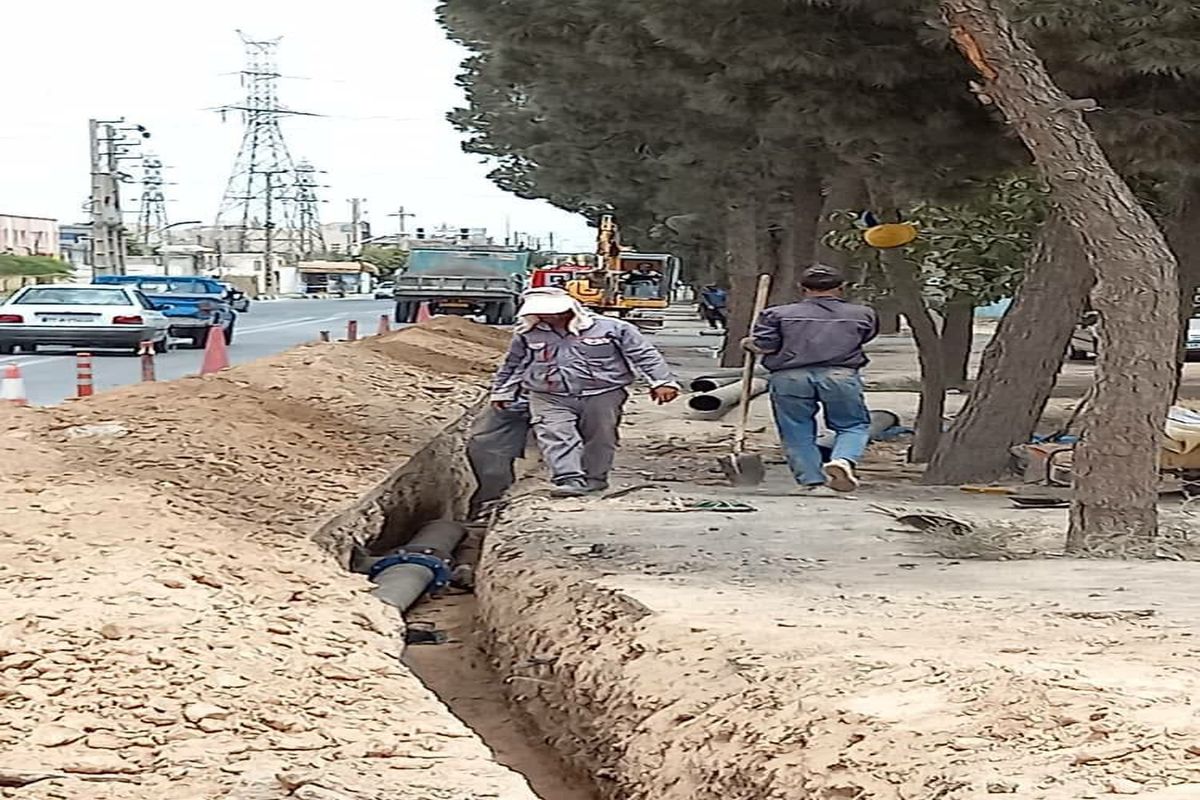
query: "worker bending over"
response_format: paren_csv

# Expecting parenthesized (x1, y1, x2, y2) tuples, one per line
(748, 265, 878, 494)
(491, 288, 680, 497)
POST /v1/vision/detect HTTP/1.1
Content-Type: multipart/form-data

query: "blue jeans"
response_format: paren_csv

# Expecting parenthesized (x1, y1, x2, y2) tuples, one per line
(768, 367, 871, 486)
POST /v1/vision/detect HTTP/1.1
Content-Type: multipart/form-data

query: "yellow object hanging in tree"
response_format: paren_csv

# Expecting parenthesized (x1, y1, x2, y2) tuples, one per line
(863, 223, 919, 249)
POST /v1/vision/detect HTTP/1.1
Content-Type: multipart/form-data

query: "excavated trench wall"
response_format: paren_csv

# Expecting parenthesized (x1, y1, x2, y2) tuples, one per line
(0, 317, 545, 800)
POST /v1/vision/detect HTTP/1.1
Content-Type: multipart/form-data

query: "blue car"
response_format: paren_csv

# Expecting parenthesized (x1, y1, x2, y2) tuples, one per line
(94, 275, 236, 349)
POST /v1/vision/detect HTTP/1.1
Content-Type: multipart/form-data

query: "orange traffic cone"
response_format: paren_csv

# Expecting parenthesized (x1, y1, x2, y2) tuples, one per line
(377, 314, 391, 335)
(415, 302, 433, 323)
(199, 326, 230, 375)
(1, 364, 28, 406)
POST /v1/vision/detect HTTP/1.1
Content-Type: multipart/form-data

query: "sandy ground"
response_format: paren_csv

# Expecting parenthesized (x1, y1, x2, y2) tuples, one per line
(475, 314, 1200, 799)
(0, 318, 542, 800)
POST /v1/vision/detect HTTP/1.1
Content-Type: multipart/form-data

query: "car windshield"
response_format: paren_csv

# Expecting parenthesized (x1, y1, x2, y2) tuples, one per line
(136, 280, 221, 296)
(14, 287, 129, 306)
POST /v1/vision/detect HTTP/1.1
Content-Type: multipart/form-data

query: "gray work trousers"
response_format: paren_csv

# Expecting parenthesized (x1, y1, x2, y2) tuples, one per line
(528, 389, 628, 484)
(467, 405, 533, 515)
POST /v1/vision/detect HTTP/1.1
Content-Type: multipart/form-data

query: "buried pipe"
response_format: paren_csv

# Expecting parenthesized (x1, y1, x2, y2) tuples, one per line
(687, 378, 769, 421)
(360, 520, 467, 612)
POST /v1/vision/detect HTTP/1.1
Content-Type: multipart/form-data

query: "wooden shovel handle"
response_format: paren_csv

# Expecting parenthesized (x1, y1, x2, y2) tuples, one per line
(733, 274, 773, 453)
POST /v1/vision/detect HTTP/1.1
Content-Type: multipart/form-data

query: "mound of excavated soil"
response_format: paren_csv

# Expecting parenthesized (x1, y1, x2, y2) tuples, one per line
(0, 319, 536, 800)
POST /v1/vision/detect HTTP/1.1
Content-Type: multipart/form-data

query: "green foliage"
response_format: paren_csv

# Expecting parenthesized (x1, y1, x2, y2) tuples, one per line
(0, 255, 73, 277)
(825, 175, 1048, 307)
(357, 246, 408, 277)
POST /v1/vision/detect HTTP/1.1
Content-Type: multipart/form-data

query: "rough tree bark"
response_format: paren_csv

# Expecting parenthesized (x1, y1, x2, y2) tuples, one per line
(720, 197, 761, 367)
(923, 209, 1092, 484)
(1163, 176, 1200, 381)
(944, 0, 1178, 548)
(940, 297, 976, 390)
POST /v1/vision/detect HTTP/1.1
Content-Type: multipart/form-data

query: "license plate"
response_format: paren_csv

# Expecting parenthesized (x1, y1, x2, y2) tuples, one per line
(39, 315, 95, 324)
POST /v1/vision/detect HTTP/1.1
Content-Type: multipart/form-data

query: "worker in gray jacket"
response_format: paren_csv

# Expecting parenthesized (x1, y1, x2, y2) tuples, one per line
(491, 287, 680, 497)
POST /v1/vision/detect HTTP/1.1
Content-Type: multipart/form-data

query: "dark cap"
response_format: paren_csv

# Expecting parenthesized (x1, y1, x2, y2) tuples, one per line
(800, 264, 846, 290)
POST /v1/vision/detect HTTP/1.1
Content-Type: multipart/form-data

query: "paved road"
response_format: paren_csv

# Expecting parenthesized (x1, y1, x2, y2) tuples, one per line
(8, 297, 398, 406)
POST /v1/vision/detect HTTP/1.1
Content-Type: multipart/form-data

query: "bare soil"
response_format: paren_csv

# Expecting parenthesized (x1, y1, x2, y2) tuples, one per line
(0, 318, 545, 800)
(474, 318, 1200, 800)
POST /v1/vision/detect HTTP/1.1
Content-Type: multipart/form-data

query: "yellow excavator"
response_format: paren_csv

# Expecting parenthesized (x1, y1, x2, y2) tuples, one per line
(561, 215, 677, 330)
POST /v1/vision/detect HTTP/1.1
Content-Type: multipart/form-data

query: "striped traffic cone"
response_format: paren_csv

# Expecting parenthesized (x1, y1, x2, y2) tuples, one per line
(1, 364, 28, 406)
(76, 352, 94, 398)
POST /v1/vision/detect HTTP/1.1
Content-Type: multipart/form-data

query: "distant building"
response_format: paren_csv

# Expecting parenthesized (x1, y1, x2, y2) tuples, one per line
(59, 223, 91, 266)
(0, 213, 59, 257)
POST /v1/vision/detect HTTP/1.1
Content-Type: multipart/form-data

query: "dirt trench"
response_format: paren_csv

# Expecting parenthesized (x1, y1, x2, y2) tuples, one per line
(0, 317, 586, 800)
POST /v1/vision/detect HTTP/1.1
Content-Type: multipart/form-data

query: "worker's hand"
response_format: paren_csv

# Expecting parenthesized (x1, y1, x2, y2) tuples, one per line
(650, 386, 680, 405)
(491, 400, 512, 411)
(740, 336, 763, 354)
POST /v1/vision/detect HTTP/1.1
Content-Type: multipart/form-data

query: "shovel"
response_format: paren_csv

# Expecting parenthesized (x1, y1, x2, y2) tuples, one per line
(717, 273, 772, 486)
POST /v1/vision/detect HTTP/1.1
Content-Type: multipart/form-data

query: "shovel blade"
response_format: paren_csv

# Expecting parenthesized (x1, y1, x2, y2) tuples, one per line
(717, 452, 765, 486)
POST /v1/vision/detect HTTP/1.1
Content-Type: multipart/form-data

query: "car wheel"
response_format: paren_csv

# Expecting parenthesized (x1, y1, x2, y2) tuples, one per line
(190, 330, 209, 349)
(20, 343, 37, 354)
(0, 343, 15, 355)
(153, 337, 169, 354)
(395, 301, 412, 324)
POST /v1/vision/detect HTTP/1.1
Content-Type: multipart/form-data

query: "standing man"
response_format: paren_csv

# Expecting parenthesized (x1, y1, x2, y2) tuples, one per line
(491, 287, 680, 497)
(748, 265, 878, 494)
(698, 284, 728, 330)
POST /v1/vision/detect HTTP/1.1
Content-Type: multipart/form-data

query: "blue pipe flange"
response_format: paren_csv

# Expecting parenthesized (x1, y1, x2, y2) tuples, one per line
(368, 551, 453, 590)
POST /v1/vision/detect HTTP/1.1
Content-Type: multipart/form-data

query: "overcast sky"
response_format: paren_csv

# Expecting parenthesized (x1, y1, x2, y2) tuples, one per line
(0, 0, 594, 250)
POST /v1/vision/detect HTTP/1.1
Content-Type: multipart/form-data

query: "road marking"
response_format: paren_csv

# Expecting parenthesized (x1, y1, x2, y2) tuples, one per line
(236, 315, 346, 337)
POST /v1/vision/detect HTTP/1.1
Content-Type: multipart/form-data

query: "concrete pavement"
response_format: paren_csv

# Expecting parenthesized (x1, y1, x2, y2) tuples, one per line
(6, 296, 398, 406)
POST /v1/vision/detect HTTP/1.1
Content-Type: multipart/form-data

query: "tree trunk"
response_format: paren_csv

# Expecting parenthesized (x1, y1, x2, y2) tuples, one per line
(923, 210, 1092, 484)
(1163, 177, 1200, 383)
(720, 198, 761, 367)
(944, 0, 1179, 548)
(791, 170, 825, 296)
(940, 297, 975, 390)
(888, 253, 946, 463)
(875, 299, 902, 335)
(814, 167, 865, 269)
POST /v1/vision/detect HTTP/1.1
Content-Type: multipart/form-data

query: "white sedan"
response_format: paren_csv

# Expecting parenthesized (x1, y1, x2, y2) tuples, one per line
(0, 284, 171, 356)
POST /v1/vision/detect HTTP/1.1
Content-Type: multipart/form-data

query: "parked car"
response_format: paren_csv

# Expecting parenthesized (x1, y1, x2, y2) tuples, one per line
(0, 284, 170, 356)
(218, 282, 251, 313)
(1070, 310, 1200, 360)
(373, 281, 395, 300)
(94, 275, 236, 349)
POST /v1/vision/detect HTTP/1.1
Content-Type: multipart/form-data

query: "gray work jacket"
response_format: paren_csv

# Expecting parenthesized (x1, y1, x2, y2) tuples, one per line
(491, 315, 678, 399)
(752, 297, 878, 371)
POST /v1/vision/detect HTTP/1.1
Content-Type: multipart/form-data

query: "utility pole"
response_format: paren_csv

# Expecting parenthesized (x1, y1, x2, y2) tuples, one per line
(348, 198, 365, 256)
(261, 169, 289, 296)
(88, 118, 149, 276)
(388, 206, 415, 239)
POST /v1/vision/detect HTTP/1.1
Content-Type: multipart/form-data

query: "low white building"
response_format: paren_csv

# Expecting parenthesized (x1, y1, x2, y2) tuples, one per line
(1, 213, 59, 257)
